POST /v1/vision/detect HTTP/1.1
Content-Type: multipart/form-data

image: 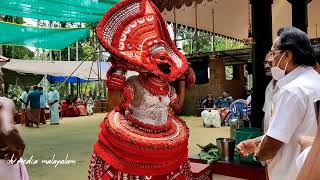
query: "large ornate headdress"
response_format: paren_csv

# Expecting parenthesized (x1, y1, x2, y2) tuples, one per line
(97, 0, 189, 82)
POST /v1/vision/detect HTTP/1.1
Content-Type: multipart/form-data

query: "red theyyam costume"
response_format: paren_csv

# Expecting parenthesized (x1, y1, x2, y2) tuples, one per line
(88, 0, 195, 179)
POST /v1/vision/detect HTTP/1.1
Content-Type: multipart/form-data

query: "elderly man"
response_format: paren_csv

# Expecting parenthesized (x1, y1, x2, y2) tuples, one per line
(48, 87, 60, 125)
(237, 27, 320, 180)
(0, 97, 29, 180)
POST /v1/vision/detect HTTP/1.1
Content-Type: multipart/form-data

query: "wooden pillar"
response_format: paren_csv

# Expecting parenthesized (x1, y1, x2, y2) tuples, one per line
(287, 0, 311, 33)
(250, 0, 273, 128)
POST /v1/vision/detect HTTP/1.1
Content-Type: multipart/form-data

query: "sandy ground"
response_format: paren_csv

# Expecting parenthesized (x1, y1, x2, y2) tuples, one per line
(16, 114, 230, 180)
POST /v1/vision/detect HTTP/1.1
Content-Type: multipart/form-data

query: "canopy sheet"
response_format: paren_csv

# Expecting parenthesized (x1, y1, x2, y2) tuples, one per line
(0, 0, 120, 23)
(1, 59, 110, 81)
(162, 0, 320, 39)
(0, 21, 90, 50)
(47, 75, 96, 83)
(2, 68, 44, 86)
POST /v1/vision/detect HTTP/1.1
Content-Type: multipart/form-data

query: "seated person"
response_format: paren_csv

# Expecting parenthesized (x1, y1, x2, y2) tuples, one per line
(64, 95, 80, 117)
(215, 91, 233, 124)
(245, 90, 252, 119)
(74, 97, 87, 116)
(201, 94, 221, 127)
(201, 93, 215, 109)
(215, 91, 233, 108)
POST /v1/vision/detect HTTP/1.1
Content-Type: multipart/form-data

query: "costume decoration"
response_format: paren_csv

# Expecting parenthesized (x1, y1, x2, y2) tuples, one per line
(97, 0, 189, 82)
(89, 0, 196, 179)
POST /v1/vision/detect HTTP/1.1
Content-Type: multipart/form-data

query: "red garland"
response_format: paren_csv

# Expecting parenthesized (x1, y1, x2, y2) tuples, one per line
(138, 74, 170, 95)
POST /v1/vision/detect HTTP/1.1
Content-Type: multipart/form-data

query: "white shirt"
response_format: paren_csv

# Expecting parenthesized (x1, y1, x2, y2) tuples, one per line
(19, 91, 29, 109)
(263, 80, 275, 133)
(266, 66, 320, 180)
(246, 95, 251, 105)
(296, 146, 311, 173)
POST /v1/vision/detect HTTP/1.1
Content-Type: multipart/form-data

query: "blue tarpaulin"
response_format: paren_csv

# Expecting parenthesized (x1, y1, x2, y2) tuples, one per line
(47, 75, 96, 83)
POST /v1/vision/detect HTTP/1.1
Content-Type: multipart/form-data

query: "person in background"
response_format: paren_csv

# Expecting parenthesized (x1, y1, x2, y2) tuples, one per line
(64, 95, 79, 117)
(245, 90, 252, 106)
(0, 97, 29, 180)
(66, 95, 73, 105)
(48, 87, 60, 125)
(38, 87, 46, 125)
(237, 27, 320, 180)
(202, 93, 215, 109)
(26, 86, 42, 127)
(201, 93, 221, 127)
(295, 46, 320, 174)
(215, 91, 233, 108)
(86, 93, 94, 116)
(75, 96, 87, 116)
(226, 91, 234, 102)
(19, 87, 29, 126)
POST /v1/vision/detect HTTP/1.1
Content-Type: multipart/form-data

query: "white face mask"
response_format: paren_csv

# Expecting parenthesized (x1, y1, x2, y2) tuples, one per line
(271, 52, 288, 81)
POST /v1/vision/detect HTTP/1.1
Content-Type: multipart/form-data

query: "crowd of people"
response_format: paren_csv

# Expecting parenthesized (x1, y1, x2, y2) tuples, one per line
(237, 27, 320, 179)
(19, 86, 60, 127)
(61, 94, 94, 117)
(200, 90, 251, 127)
(17, 85, 96, 127)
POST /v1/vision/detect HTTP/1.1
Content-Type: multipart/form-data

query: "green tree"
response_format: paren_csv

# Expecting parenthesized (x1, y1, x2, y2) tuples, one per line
(176, 27, 248, 55)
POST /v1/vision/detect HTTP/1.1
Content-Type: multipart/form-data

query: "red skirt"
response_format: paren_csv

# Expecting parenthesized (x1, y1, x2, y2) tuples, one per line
(89, 110, 192, 179)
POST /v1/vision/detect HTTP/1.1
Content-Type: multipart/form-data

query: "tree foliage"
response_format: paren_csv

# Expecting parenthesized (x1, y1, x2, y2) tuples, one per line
(176, 27, 248, 55)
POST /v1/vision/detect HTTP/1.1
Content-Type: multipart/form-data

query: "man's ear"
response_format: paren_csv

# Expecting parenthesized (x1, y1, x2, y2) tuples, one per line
(286, 51, 293, 58)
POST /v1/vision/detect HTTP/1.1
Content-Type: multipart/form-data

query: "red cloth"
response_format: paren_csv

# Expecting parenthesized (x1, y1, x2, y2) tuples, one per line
(61, 101, 80, 117)
(190, 162, 212, 179)
(88, 154, 192, 180)
(77, 105, 87, 116)
(40, 108, 46, 124)
(66, 106, 79, 117)
(21, 109, 28, 125)
(90, 110, 191, 178)
(27, 108, 40, 126)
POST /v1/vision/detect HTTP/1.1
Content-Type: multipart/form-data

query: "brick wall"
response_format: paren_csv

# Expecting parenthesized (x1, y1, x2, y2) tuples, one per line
(183, 57, 246, 115)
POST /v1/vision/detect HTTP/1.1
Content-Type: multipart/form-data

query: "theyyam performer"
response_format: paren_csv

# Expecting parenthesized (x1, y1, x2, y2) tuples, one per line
(88, 0, 196, 179)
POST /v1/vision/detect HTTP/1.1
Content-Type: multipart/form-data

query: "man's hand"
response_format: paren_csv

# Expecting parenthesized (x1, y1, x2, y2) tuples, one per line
(237, 138, 259, 157)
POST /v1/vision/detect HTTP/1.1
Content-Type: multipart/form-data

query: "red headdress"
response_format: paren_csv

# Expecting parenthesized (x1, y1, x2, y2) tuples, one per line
(97, 0, 189, 82)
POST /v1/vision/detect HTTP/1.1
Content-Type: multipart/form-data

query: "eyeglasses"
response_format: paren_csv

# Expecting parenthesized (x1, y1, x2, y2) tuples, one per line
(267, 50, 283, 58)
(264, 60, 272, 66)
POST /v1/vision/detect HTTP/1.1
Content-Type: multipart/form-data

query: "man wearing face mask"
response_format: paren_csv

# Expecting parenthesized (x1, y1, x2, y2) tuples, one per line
(237, 27, 320, 180)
